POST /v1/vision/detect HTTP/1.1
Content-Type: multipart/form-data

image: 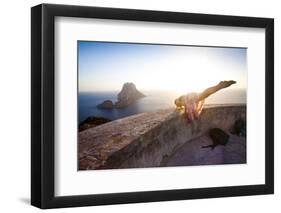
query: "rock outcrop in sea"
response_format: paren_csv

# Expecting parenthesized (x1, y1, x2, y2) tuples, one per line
(97, 82, 145, 109)
(97, 100, 114, 109)
(115, 83, 145, 108)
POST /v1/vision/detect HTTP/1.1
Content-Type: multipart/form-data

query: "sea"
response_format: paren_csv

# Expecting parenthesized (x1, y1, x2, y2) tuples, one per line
(78, 89, 246, 124)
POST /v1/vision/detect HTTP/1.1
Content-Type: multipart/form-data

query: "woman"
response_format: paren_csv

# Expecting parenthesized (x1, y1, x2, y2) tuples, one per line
(174, 80, 236, 122)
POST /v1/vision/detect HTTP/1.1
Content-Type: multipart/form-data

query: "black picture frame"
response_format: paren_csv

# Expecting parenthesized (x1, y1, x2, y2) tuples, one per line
(31, 3, 274, 209)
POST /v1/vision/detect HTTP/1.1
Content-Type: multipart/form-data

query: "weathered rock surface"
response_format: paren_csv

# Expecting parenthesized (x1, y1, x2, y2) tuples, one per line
(115, 83, 145, 108)
(97, 100, 114, 109)
(79, 104, 246, 170)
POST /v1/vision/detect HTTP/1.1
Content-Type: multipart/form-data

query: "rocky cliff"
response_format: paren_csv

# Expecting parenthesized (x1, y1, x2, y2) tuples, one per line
(115, 82, 145, 108)
(97, 83, 145, 109)
(79, 104, 246, 170)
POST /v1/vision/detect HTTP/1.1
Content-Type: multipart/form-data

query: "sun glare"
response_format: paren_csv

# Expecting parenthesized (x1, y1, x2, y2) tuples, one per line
(79, 43, 246, 94)
(133, 51, 241, 95)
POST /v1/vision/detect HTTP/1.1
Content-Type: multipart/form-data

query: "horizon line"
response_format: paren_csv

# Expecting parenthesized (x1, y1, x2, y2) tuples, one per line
(79, 87, 247, 93)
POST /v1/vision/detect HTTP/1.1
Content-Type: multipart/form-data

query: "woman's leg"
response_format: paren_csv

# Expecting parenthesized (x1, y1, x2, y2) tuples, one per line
(199, 80, 236, 101)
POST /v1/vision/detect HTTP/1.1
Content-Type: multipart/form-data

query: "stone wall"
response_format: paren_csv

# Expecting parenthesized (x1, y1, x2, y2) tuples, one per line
(79, 105, 246, 170)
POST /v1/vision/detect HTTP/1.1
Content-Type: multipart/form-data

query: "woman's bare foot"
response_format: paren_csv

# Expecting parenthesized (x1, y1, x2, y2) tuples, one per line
(218, 80, 236, 88)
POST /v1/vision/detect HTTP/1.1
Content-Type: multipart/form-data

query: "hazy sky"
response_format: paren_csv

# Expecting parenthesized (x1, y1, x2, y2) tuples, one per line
(78, 41, 247, 94)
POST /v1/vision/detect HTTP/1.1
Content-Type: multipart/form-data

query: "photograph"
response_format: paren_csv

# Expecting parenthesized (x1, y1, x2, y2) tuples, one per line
(78, 41, 247, 170)
(30, 3, 274, 209)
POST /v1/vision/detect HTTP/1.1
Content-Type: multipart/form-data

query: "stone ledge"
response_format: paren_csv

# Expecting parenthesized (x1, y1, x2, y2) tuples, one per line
(79, 104, 246, 170)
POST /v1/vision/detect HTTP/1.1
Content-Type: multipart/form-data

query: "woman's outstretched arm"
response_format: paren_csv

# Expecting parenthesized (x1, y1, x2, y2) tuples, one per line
(198, 80, 236, 101)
